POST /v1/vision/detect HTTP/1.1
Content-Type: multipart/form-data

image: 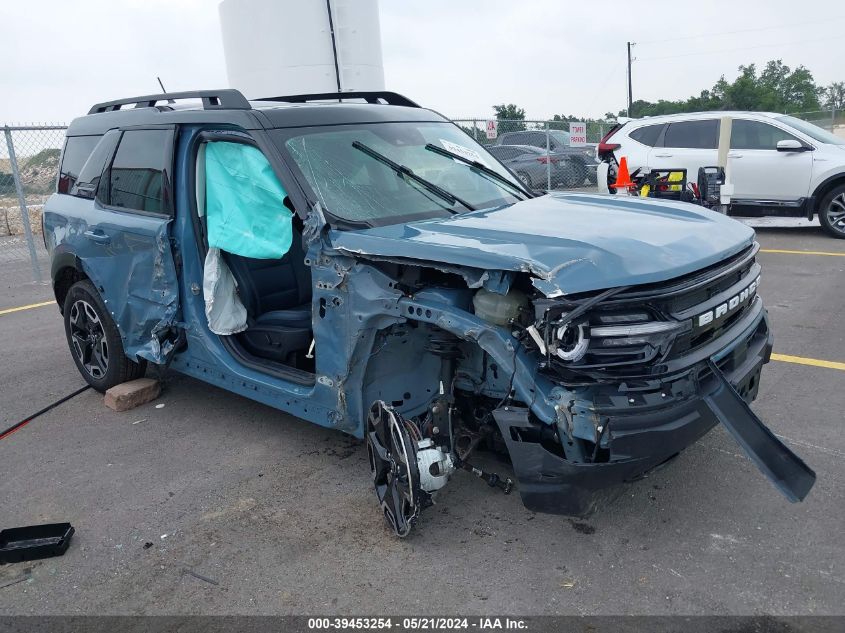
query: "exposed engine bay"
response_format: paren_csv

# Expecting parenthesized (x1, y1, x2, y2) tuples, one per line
(353, 248, 815, 537)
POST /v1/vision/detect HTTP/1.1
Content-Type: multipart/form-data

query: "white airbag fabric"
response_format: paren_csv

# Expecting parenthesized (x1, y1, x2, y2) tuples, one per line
(203, 247, 248, 335)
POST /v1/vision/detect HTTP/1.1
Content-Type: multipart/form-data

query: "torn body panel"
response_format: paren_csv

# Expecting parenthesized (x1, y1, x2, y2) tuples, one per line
(491, 307, 801, 516)
(43, 194, 180, 364)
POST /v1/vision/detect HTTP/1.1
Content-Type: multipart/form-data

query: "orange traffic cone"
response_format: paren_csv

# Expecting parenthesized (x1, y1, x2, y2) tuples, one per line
(613, 156, 635, 190)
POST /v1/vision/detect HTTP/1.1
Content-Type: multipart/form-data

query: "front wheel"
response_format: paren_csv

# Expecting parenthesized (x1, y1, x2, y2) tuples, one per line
(819, 185, 845, 239)
(559, 162, 581, 188)
(516, 171, 533, 189)
(63, 280, 146, 392)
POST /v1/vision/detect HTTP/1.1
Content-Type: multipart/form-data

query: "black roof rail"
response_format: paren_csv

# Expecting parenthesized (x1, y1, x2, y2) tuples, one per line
(88, 89, 251, 115)
(255, 91, 420, 108)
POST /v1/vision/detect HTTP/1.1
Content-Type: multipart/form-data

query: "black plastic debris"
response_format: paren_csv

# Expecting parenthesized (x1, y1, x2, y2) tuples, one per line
(0, 523, 74, 564)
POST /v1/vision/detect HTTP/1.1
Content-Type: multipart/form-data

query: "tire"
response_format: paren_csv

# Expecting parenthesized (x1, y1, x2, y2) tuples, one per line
(568, 161, 588, 187)
(819, 184, 845, 239)
(560, 162, 580, 188)
(516, 171, 533, 188)
(63, 280, 146, 392)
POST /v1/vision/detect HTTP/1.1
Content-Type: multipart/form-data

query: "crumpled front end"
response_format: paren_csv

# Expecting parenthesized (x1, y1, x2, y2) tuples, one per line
(493, 242, 814, 515)
(325, 228, 814, 533)
(495, 305, 773, 516)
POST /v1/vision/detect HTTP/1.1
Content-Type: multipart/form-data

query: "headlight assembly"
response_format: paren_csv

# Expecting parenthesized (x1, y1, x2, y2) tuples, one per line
(534, 307, 687, 368)
(554, 322, 590, 361)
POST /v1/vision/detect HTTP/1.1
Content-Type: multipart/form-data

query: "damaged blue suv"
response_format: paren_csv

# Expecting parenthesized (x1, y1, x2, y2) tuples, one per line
(45, 90, 815, 537)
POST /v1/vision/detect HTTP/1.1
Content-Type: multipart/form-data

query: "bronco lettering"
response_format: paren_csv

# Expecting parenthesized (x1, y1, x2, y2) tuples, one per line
(697, 275, 760, 328)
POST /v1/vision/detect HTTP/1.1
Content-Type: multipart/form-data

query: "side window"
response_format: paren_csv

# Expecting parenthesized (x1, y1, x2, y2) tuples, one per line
(105, 129, 173, 214)
(731, 120, 798, 150)
(58, 136, 100, 193)
(71, 130, 120, 199)
(630, 124, 664, 147)
(663, 120, 719, 149)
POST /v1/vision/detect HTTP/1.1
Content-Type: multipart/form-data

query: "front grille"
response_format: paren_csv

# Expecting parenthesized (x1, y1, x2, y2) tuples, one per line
(543, 243, 761, 379)
(602, 243, 758, 357)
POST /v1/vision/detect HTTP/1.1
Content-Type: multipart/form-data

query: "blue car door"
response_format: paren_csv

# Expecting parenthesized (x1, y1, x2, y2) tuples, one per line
(48, 126, 181, 364)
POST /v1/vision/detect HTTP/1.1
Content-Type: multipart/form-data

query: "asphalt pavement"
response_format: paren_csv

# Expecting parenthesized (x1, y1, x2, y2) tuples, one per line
(0, 221, 843, 616)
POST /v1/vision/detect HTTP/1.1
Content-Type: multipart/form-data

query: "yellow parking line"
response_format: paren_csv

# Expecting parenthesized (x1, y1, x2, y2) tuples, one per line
(0, 300, 55, 316)
(771, 353, 845, 372)
(760, 248, 845, 257)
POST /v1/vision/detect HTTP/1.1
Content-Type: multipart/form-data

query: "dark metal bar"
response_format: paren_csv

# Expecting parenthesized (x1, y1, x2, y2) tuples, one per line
(88, 89, 250, 115)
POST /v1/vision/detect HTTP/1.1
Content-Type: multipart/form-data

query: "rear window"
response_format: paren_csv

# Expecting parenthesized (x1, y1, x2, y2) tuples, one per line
(629, 124, 663, 147)
(105, 129, 173, 214)
(489, 146, 516, 160)
(58, 136, 100, 193)
(548, 130, 571, 147)
(71, 131, 120, 198)
(662, 120, 719, 149)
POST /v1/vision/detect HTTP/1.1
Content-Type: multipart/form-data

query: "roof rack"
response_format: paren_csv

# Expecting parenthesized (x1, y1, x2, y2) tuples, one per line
(255, 91, 420, 108)
(88, 89, 251, 115)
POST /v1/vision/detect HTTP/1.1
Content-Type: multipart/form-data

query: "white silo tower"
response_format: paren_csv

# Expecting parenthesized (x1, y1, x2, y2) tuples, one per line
(219, 0, 386, 98)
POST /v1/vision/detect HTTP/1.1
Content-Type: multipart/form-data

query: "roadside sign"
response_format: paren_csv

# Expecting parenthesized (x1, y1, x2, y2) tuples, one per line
(569, 121, 587, 146)
(486, 120, 498, 140)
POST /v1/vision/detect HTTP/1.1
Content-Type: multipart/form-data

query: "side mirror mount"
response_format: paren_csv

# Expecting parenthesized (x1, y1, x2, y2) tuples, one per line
(776, 139, 810, 152)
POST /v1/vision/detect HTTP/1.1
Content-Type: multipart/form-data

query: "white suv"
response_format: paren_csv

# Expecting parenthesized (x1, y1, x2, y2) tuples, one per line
(596, 111, 845, 238)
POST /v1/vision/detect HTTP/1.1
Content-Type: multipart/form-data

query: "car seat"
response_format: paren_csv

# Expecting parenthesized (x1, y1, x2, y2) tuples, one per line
(224, 233, 313, 364)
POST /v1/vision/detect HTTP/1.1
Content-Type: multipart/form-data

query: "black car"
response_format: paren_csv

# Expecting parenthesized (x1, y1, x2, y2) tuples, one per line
(495, 129, 598, 184)
(486, 144, 583, 189)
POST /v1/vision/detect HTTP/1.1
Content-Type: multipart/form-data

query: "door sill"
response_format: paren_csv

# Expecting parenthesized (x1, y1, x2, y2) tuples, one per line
(221, 335, 316, 386)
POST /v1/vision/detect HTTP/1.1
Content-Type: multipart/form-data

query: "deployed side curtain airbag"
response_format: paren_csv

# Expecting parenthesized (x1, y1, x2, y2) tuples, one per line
(205, 141, 293, 259)
(203, 248, 248, 335)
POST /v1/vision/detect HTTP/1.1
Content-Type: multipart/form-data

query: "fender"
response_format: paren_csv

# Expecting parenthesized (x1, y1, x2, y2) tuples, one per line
(50, 250, 84, 281)
(810, 171, 845, 219)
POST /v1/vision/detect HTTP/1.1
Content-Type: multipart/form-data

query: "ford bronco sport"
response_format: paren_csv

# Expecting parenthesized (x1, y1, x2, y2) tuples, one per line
(44, 90, 815, 537)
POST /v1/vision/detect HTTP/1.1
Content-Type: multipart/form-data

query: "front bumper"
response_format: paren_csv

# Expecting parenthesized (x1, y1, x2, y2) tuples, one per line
(494, 307, 777, 516)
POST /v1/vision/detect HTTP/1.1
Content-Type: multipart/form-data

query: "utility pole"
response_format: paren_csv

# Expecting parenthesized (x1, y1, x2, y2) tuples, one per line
(627, 42, 634, 117)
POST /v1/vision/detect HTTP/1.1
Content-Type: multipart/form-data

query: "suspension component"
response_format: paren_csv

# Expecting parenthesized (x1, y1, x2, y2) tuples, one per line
(416, 438, 455, 492)
(458, 459, 514, 495)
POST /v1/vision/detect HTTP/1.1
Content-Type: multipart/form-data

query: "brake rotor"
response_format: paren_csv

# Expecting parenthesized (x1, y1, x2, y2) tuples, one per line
(366, 401, 421, 538)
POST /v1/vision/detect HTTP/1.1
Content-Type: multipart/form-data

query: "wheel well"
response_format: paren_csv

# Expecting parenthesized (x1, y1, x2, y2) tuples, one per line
(812, 174, 845, 214)
(54, 267, 89, 313)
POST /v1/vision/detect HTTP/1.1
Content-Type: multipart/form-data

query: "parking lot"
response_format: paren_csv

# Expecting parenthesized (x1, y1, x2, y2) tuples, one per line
(0, 221, 843, 616)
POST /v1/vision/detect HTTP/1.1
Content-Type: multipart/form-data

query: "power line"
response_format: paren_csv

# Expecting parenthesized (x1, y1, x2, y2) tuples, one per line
(637, 16, 845, 45)
(637, 35, 843, 63)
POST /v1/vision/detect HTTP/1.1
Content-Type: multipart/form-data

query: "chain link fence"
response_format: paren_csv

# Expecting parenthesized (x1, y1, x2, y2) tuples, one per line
(1, 125, 67, 283)
(789, 109, 845, 137)
(451, 119, 606, 192)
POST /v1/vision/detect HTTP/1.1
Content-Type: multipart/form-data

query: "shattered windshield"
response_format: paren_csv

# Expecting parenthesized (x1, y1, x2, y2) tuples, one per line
(275, 122, 524, 226)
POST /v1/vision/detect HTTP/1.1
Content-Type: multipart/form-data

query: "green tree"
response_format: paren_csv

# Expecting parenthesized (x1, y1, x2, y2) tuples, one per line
(616, 59, 830, 117)
(823, 82, 845, 110)
(493, 104, 525, 120)
(781, 65, 823, 111)
(492, 104, 527, 132)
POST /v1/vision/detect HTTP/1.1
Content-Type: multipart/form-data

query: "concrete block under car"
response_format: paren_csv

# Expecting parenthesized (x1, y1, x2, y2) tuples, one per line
(104, 378, 161, 412)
